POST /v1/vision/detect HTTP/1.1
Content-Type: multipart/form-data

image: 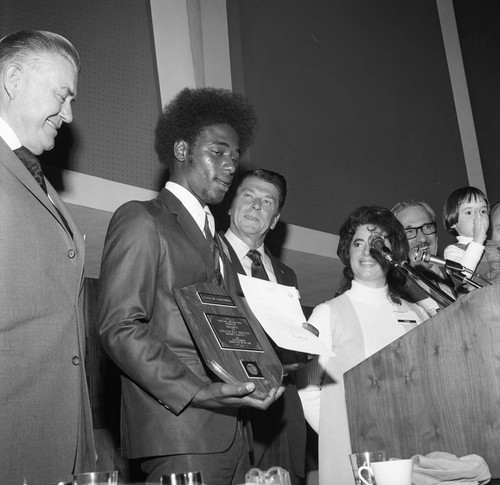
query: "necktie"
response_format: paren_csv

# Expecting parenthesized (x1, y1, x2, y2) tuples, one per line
(204, 212, 223, 285)
(14, 146, 47, 194)
(14, 146, 73, 237)
(247, 249, 270, 280)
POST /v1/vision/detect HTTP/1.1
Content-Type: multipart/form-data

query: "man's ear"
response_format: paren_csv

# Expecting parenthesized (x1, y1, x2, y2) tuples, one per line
(270, 212, 281, 230)
(3, 63, 22, 99)
(173, 140, 188, 162)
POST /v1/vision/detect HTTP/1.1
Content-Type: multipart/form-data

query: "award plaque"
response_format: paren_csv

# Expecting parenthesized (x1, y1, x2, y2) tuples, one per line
(173, 282, 283, 399)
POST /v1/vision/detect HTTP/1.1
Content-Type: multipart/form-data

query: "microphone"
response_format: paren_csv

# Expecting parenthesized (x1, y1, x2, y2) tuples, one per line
(418, 249, 464, 272)
(368, 233, 395, 263)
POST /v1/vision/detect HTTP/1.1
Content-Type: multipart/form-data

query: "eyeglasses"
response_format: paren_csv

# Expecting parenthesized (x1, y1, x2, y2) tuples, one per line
(404, 222, 437, 240)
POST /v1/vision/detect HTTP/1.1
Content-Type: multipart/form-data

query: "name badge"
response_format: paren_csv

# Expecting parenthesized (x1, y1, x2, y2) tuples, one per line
(393, 310, 418, 325)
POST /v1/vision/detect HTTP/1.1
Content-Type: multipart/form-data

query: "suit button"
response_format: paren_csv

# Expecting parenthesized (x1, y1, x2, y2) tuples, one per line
(68, 249, 76, 259)
(72, 356, 80, 366)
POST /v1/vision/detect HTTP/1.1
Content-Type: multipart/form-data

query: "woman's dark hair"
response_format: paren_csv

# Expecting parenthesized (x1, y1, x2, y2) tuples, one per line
(336, 205, 409, 304)
(443, 186, 489, 236)
(155, 87, 257, 167)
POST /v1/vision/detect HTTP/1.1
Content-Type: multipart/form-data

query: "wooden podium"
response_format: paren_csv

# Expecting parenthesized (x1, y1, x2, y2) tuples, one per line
(344, 284, 500, 477)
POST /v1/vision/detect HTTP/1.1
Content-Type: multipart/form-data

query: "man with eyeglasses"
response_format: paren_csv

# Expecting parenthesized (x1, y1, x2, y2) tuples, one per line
(392, 199, 456, 314)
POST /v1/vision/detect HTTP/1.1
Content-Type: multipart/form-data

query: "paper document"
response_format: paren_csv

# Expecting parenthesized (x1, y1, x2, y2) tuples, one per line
(238, 274, 333, 356)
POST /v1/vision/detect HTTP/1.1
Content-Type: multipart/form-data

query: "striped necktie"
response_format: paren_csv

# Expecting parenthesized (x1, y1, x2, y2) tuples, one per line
(247, 249, 270, 280)
(204, 212, 223, 285)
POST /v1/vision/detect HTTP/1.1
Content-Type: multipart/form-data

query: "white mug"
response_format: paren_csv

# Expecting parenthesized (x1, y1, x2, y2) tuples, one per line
(358, 459, 413, 485)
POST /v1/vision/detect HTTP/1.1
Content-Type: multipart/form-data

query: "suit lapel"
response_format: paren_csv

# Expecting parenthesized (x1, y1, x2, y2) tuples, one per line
(1, 140, 50, 203)
(46, 180, 84, 248)
(219, 234, 244, 273)
(218, 233, 246, 294)
(0, 139, 80, 241)
(219, 233, 296, 289)
(159, 189, 216, 280)
(265, 247, 286, 284)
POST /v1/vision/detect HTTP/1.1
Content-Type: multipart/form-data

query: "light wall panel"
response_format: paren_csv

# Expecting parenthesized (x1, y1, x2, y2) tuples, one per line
(0, 0, 163, 191)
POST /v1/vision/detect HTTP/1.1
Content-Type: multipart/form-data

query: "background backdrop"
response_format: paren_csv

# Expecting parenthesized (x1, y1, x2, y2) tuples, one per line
(2, 0, 499, 305)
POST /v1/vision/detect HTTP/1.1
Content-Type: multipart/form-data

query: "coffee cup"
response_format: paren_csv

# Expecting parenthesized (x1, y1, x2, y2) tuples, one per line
(358, 458, 413, 485)
(349, 451, 386, 485)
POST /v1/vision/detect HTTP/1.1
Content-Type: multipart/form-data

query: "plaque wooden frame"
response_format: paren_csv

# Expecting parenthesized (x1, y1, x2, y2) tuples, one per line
(174, 282, 283, 400)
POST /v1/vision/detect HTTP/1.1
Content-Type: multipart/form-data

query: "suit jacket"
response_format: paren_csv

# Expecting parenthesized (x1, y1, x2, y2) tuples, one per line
(97, 189, 240, 459)
(219, 234, 307, 482)
(0, 138, 95, 485)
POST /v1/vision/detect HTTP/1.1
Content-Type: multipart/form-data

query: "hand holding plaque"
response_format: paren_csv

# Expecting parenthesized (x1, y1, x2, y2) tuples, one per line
(191, 380, 284, 410)
(173, 282, 283, 400)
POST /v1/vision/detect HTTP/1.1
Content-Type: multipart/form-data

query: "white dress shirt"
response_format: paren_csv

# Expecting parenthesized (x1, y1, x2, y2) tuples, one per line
(224, 228, 277, 283)
(165, 181, 211, 235)
(0, 116, 22, 149)
(0, 116, 61, 207)
(166, 181, 223, 275)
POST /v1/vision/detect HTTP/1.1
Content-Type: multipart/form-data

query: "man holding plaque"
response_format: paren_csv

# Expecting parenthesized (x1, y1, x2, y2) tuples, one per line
(97, 88, 283, 484)
(219, 169, 307, 485)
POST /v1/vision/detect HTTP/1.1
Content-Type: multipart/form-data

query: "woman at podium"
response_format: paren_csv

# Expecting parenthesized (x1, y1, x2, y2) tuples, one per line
(298, 206, 430, 485)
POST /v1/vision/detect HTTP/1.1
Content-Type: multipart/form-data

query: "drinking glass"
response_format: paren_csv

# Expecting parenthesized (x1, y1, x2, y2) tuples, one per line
(71, 470, 118, 485)
(245, 466, 291, 485)
(160, 471, 204, 485)
(349, 451, 386, 485)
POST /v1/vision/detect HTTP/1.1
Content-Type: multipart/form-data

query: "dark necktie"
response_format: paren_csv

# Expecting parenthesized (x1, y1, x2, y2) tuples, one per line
(247, 249, 270, 280)
(14, 146, 47, 194)
(14, 146, 73, 237)
(204, 212, 223, 285)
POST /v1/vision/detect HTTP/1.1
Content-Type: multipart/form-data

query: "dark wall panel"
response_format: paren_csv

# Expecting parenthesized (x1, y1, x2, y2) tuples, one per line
(228, 0, 468, 234)
(1, 0, 164, 191)
(454, 0, 500, 204)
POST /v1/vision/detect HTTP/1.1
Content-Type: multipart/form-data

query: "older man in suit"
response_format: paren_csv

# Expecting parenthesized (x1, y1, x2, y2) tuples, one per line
(219, 169, 307, 485)
(97, 88, 284, 485)
(392, 199, 457, 313)
(0, 30, 95, 484)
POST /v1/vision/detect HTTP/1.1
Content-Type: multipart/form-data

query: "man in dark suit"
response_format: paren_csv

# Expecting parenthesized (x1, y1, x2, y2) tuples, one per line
(0, 30, 95, 484)
(97, 88, 284, 484)
(219, 169, 307, 485)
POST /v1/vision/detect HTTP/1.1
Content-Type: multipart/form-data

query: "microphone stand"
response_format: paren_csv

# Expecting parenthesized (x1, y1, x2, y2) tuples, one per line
(419, 248, 492, 290)
(378, 252, 456, 309)
(445, 266, 491, 290)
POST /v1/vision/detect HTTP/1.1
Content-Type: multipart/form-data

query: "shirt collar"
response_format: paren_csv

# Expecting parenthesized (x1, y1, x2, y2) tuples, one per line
(0, 116, 22, 150)
(165, 181, 208, 234)
(224, 228, 277, 282)
(225, 228, 265, 260)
